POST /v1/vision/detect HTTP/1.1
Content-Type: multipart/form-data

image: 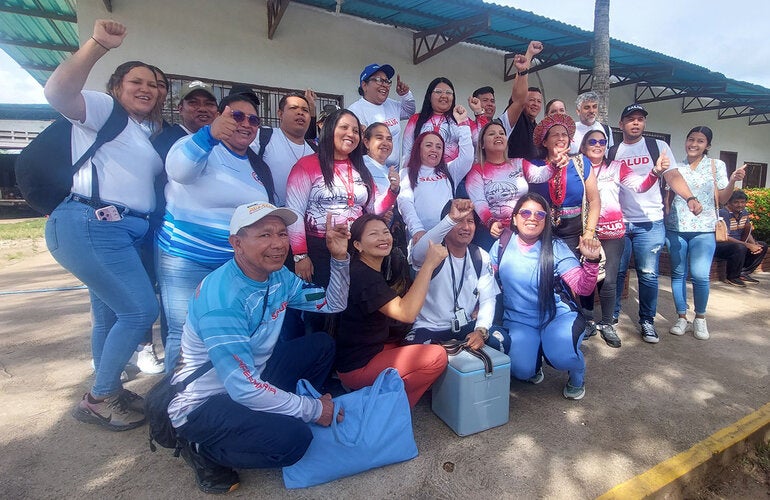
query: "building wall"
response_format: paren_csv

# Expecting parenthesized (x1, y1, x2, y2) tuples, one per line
(76, 0, 769, 185)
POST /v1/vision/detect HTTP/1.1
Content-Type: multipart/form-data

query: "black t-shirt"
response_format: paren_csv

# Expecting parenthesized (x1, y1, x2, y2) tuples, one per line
(335, 259, 399, 373)
(507, 112, 538, 159)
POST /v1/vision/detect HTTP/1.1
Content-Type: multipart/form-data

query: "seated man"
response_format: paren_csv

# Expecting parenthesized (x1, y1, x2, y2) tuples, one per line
(715, 189, 767, 286)
(404, 199, 510, 353)
(168, 202, 350, 494)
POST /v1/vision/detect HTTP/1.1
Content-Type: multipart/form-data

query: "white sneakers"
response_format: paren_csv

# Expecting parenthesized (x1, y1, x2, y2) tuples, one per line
(135, 344, 164, 374)
(692, 318, 709, 340)
(669, 318, 691, 336)
(669, 317, 709, 340)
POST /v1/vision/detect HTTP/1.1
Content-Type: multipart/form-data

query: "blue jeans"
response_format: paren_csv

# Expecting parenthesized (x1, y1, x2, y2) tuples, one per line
(45, 197, 159, 398)
(666, 231, 716, 315)
(176, 333, 335, 469)
(615, 220, 665, 323)
(156, 248, 223, 372)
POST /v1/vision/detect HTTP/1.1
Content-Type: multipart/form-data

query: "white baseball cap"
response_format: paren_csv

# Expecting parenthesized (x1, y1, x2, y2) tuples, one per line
(229, 202, 298, 235)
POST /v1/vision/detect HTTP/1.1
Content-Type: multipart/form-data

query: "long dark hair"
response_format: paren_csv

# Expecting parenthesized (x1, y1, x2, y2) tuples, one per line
(349, 213, 389, 259)
(317, 109, 374, 205)
(413, 77, 456, 142)
(510, 193, 556, 325)
(405, 131, 451, 190)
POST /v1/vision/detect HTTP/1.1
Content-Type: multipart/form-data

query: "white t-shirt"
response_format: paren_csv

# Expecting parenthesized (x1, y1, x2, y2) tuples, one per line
(347, 92, 415, 168)
(251, 128, 314, 206)
(69, 90, 163, 213)
(570, 121, 614, 155)
(615, 138, 677, 223)
(410, 216, 499, 331)
(497, 111, 514, 138)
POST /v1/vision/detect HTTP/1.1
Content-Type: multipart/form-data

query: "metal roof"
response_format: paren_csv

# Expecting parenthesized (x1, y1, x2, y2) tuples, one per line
(2, 0, 769, 124)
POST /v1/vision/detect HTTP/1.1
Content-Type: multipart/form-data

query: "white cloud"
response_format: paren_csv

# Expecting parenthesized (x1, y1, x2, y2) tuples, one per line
(0, 50, 47, 104)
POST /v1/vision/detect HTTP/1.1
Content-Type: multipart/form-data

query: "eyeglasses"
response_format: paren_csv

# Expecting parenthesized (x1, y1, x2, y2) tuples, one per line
(432, 89, 454, 96)
(517, 209, 547, 221)
(587, 138, 608, 146)
(368, 77, 392, 86)
(231, 110, 260, 127)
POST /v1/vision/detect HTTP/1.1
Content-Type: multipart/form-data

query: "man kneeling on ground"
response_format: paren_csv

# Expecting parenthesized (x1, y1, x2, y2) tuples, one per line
(168, 202, 349, 494)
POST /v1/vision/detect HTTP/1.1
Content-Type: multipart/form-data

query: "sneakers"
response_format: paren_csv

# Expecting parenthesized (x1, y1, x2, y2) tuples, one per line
(118, 388, 145, 413)
(136, 344, 164, 375)
(639, 321, 660, 344)
(597, 323, 621, 348)
(563, 382, 586, 400)
(669, 318, 692, 336)
(180, 441, 240, 494)
(525, 367, 544, 385)
(726, 277, 747, 287)
(693, 318, 710, 340)
(740, 274, 760, 284)
(583, 320, 597, 338)
(72, 392, 146, 431)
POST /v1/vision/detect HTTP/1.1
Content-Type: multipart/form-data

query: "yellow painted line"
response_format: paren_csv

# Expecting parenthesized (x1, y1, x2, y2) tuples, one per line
(597, 402, 770, 500)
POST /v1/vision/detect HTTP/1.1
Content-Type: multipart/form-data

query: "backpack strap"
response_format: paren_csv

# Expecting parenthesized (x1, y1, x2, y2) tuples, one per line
(256, 127, 273, 158)
(497, 228, 514, 264)
(469, 243, 483, 279)
(247, 128, 277, 205)
(645, 136, 660, 167)
(170, 360, 214, 393)
(86, 98, 130, 204)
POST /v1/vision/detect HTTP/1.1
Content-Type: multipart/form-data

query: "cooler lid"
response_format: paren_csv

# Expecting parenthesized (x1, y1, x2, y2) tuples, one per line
(448, 346, 510, 373)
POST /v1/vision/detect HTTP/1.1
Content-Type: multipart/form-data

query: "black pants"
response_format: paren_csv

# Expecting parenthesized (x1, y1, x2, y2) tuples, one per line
(714, 241, 767, 278)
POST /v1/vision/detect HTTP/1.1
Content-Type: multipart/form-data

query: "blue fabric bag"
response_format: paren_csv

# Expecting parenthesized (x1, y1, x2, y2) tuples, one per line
(282, 367, 419, 488)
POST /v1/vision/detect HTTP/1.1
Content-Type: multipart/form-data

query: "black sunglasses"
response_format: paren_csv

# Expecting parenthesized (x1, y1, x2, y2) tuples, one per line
(231, 110, 260, 127)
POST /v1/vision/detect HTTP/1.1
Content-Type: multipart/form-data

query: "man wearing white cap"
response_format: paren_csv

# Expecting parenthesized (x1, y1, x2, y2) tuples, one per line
(167, 202, 350, 494)
(347, 63, 415, 167)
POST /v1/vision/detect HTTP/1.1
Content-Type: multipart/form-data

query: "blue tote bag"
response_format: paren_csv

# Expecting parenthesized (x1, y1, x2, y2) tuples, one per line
(282, 367, 419, 488)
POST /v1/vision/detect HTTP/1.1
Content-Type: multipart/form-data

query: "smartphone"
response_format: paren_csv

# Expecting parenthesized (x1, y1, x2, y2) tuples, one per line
(95, 205, 122, 221)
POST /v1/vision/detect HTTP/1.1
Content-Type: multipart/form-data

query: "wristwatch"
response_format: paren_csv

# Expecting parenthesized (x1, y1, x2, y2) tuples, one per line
(686, 196, 699, 203)
(293, 253, 308, 263)
(476, 327, 489, 341)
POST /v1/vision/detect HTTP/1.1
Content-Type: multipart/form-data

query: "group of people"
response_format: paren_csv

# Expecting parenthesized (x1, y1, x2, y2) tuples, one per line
(43, 19, 765, 494)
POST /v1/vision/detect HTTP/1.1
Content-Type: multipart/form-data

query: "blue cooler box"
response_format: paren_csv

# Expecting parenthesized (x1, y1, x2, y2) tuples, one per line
(431, 346, 511, 436)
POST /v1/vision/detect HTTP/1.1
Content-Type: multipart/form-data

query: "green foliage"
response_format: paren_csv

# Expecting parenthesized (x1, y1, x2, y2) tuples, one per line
(743, 188, 770, 242)
(0, 218, 46, 240)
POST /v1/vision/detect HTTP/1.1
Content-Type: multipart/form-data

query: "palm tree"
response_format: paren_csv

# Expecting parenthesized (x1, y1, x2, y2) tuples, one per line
(592, 0, 610, 123)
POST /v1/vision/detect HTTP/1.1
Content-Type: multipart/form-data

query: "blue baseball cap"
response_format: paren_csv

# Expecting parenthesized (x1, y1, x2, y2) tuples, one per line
(359, 63, 395, 87)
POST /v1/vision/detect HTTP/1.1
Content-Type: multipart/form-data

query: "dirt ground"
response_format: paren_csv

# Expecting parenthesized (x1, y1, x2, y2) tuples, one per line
(694, 443, 770, 499)
(1, 235, 769, 499)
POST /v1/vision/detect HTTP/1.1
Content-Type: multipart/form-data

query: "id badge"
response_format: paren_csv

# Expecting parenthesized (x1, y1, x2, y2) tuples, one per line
(451, 308, 468, 333)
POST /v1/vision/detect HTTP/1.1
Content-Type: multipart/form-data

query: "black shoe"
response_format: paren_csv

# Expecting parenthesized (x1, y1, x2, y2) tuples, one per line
(180, 441, 240, 494)
(583, 320, 597, 338)
(598, 324, 622, 348)
(726, 278, 747, 287)
(740, 274, 760, 284)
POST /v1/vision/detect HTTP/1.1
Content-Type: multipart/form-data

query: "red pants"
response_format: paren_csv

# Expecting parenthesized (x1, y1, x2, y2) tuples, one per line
(338, 343, 447, 407)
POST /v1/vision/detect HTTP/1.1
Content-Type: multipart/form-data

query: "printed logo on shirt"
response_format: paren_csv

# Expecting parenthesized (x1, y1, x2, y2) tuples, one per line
(418, 171, 448, 183)
(383, 118, 398, 127)
(234, 354, 277, 395)
(619, 157, 650, 169)
(251, 171, 265, 186)
(271, 301, 288, 320)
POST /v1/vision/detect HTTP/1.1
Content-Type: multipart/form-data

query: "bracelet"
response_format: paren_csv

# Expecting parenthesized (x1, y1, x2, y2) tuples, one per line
(584, 257, 602, 264)
(517, 70, 529, 76)
(584, 227, 596, 233)
(91, 37, 110, 51)
(686, 196, 699, 203)
(476, 327, 489, 341)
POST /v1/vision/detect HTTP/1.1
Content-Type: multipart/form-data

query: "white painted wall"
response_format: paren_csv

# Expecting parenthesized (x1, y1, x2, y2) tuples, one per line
(75, 0, 769, 184)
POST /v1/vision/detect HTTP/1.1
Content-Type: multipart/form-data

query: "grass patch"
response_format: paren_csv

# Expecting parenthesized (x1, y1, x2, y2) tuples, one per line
(0, 218, 46, 240)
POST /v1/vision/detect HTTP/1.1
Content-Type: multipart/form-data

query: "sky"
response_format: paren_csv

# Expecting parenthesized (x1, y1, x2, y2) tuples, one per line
(2, 0, 769, 104)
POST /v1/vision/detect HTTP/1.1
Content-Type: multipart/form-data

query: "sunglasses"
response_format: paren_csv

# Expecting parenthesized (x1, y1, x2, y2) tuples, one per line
(231, 110, 261, 127)
(368, 77, 392, 86)
(517, 209, 547, 221)
(587, 138, 608, 146)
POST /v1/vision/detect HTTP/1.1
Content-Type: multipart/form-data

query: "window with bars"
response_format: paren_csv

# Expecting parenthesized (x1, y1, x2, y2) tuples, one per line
(161, 75, 344, 128)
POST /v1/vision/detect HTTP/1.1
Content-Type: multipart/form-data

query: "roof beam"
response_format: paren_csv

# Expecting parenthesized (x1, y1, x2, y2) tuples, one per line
(413, 14, 489, 64)
(749, 113, 770, 125)
(0, 5, 76, 23)
(635, 83, 728, 104)
(0, 37, 77, 53)
(103, 1, 113, 13)
(20, 62, 57, 72)
(718, 106, 760, 119)
(267, 0, 290, 39)
(681, 96, 770, 113)
(504, 42, 589, 81)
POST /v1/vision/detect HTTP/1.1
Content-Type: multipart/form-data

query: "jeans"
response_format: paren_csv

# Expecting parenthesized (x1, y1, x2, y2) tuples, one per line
(156, 248, 223, 372)
(176, 333, 335, 469)
(666, 231, 716, 315)
(45, 197, 159, 398)
(615, 220, 666, 323)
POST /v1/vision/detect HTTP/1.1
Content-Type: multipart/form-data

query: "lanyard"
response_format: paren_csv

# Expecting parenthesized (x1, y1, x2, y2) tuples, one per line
(429, 115, 445, 134)
(448, 252, 467, 311)
(336, 160, 356, 208)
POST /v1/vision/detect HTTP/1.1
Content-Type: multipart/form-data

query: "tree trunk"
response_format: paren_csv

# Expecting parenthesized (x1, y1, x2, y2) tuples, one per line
(592, 0, 610, 123)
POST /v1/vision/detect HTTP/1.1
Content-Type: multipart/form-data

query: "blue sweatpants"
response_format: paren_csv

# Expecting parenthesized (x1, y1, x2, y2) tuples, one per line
(505, 310, 586, 387)
(176, 332, 335, 469)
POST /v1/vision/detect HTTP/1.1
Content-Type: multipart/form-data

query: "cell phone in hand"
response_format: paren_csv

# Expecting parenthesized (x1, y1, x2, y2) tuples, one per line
(95, 205, 122, 221)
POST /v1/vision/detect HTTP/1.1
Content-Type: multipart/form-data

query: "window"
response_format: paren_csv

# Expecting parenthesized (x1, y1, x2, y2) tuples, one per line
(742, 162, 767, 188)
(161, 76, 343, 128)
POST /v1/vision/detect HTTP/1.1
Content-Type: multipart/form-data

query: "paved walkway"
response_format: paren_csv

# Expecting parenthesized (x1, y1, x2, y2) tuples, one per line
(0, 250, 767, 498)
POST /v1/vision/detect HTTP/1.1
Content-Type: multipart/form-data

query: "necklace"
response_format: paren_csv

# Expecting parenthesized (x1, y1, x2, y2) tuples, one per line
(282, 130, 307, 162)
